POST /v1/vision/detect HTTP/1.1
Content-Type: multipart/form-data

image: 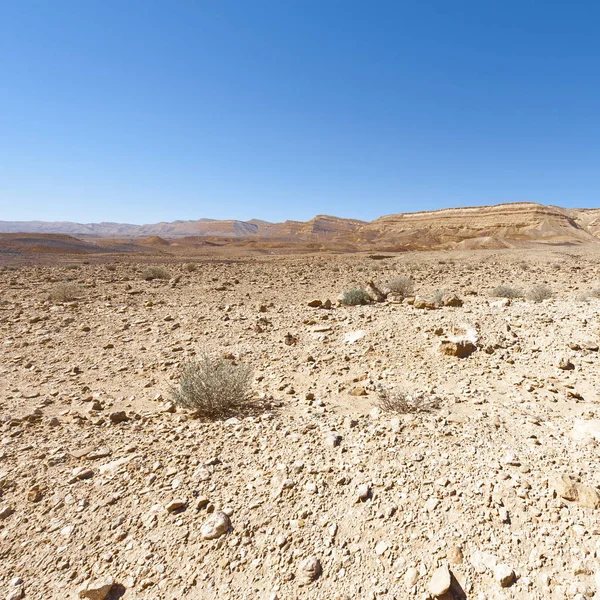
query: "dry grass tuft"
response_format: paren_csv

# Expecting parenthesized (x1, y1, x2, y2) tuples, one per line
(49, 283, 81, 303)
(171, 355, 254, 419)
(142, 266, 171, 281)
(528, 284, 552, 303)
(387, 276, 414, 297)
(377, 389, 440, 414)
(492, 285, 523, 299)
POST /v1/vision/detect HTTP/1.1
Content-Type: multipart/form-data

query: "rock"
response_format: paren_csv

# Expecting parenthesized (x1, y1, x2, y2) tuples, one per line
(549, 473, 600, 508)
(440, 293, 463, 307)
(447, 546, 463, 565)
(342, 330, 366, 344)
(325, 432, 342, 448)
(166, 499, 187, 513)
(365, 280, 386, 302)
(0, 504, 14, 519)
(307, 300, 322, 307)
(350, 386, 367, 396)
(439, 340, 476, 358)
(356, 484, 371, 502)
(109, 411, 129, 424)
(414, 296, 438, 310)
(404, 566, 419, 588)
(428, 565, 452, 597)
(200, 511, 231, 540)
(67, 467, 94, 484)
(424, 497, 440, 512)
(375, 540, 389, 556)
(494, 563, 515, 587)
(575, 484, 600, 509)
(297, 556, 322, 585)
(78, 576, 114, 600)
(558, 356, 574, 370)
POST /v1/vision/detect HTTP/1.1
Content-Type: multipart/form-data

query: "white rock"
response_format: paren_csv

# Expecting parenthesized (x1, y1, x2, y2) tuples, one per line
(200, 511, 231, 540)
(494, 563, 515, 587)
(78, 576, 114, 600)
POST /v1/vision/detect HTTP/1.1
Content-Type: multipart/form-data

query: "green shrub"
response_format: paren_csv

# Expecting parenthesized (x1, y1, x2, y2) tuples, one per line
(341, 288, 371, 306)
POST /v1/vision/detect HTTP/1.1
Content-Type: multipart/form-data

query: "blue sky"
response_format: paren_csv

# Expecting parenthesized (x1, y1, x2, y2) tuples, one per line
(1, 1, 599, 224)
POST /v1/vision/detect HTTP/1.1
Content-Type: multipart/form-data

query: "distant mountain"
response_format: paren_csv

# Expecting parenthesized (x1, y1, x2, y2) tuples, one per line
(1, 203, 599, 252)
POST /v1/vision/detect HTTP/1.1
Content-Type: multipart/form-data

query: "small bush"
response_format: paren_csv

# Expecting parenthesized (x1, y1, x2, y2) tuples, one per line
(528, 284, 552, 303)
(184, 263, 197, 272)
(172, 355, 254, 419)
(492, 285, 523, 299)
(378, 389, 440, 414)
(49, 283, 81, 303)
(105, 264, 117, 272)
(142, 266, 171, 281)
(65, 264, 79, 270)
(518, 262, 529, 271)
(341, 288, 371, 306)
(387, 276, 414, 297)
(590, 288, 600, 298)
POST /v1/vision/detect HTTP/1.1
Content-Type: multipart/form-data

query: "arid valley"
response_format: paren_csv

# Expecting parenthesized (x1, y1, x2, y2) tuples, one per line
(1, 204, 600, 599)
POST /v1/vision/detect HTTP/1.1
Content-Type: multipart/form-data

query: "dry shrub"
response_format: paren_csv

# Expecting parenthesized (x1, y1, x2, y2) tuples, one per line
(590, 288, 600, 299)
(341, 288, 371, 306)
(492, 285, 523, 299)
(387, 276, 414, 297)
(142, 266, 171, 281)
(378, 389, 440, 414)
(184, 263, 197, 272)
(171, 355, 254, 419)
(528, 284, 552, 303)
(49, 283, 81, 303)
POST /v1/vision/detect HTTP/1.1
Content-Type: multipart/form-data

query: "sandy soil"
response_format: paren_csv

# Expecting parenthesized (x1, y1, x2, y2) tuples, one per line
(2, 246, 600, 599)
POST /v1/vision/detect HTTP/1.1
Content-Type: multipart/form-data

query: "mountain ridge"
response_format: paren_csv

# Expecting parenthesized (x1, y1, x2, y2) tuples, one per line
(1, 203, 600, 254)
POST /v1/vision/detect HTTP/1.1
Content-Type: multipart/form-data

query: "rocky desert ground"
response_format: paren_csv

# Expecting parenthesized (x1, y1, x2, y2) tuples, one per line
(2, 245, 600, 600)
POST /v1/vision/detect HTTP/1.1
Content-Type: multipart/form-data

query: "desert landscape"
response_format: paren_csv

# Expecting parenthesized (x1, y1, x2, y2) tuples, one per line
(1, 203, 600, 599)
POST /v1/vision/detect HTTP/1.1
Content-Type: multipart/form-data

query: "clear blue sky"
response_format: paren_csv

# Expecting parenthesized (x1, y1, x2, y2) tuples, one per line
(1, 1, 599, 224)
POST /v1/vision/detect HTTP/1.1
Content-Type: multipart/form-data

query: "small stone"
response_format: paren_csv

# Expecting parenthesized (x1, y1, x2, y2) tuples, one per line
(404, 566, 419, 588)
(200, 511, 231, 540)
(447, 546, 463, 565)
(307, 300, 322, 307)
(78, 576, 115, 600)
(356, 484, 371, 502)
(439, 340, 476, 358)
(297, 556, 322, 585)
(558, 356, 574, 370)
(0, 504, 14, 519)
(375, 540, 389, 556)
(428, 565, 452, 597)
(325, 432, 342, 448)
(424, 497, 440, 512)
(166, 499, 187, 513)
(68, 467, 94, 484)
(109, 411, 129, 424)
(350, 386, 367, 396)
(494, 563, 515, 587)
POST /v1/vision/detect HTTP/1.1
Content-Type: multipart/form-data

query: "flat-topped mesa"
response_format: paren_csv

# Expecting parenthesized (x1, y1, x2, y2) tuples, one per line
(364, 202, 600, 249)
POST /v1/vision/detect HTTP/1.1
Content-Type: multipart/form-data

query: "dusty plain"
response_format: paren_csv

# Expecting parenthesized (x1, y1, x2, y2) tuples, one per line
(2, 243, 600, 600)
